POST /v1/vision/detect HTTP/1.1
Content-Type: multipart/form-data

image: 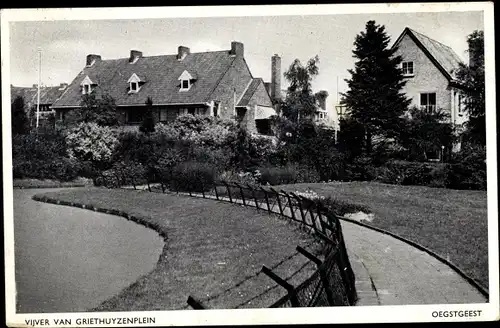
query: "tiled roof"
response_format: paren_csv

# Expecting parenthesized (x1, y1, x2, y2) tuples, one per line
(53, 50, 241, 107)
(408, 28, 463, 76)
(237, 78, 262, 107)
(11, 85, 67, 106)
(393, 27, 464, 80)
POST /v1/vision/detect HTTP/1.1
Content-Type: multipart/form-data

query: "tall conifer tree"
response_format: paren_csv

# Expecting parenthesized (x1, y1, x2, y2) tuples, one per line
(342, 20, 411, 154)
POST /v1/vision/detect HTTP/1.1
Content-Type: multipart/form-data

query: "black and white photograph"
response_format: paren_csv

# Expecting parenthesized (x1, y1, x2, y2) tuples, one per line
(2, 2, 498, 326)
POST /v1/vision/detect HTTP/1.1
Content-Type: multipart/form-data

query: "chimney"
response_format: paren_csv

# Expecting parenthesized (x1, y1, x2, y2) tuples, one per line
(230, 41, 244, 57)
(316, 90, 329, 111)
(86, 54, 101, 67)
(32, 84, 38, 89)
(59, 83, 68, 90)
(177, 46, 190, 60)
(129, 50, 143, 63)
(271, 54, 281, 102)
(264, 82, 272, 96)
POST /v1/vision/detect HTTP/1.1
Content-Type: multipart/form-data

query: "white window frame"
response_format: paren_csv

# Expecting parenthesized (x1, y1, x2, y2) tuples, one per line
(420, 92, 437, 113)
(178, 70, 194, 92)
(130, 81, 138, 93)
(180, 79, 191, 91)
(402, 61, 414, 76)
(127, 73, 142, 94)
(80, 75, 95, 95)
(83, 84, 92, 95)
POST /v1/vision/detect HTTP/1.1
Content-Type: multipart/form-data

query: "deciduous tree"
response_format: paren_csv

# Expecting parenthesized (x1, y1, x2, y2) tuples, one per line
(455, 30, 485, 145)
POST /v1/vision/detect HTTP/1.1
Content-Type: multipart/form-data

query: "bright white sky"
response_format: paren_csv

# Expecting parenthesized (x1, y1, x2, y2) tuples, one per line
(8, 8, 483, 113)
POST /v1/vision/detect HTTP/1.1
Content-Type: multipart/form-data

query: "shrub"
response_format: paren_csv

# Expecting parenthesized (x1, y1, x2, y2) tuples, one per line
(65, 122, 118, 167)
(344, 157, 377, 181)
(170, 161, 217, 192)
(259, 165, 299, 185)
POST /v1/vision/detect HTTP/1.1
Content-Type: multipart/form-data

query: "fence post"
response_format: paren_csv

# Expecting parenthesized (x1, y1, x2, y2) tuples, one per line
(282, 191, 296, 221)
(290, 192, 308, 228)
(214, 183, 220, 200)
(261, 187, 271, 214)
(296, 246, 335, 306)
(188, 181, 192, 197)
(186, 296, 207, 309)
(248, 184, 259, 209)
(300, 196, 320, 234)
(225, 182, 233, 203)
(270, 187, 284, 216)
(200, 179, 206, 198)
(236, 183, 246, 206)
(261, 266, 299, 307)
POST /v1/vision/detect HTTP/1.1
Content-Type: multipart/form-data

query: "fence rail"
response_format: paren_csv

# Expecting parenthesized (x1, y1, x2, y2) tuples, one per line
(99, 174, 357, 308)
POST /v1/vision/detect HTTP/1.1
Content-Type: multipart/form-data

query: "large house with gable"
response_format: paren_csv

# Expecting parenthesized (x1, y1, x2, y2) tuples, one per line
(391, 27, 468, 127)
(11, 83, 68, 128)
(52, 41, 280, 134)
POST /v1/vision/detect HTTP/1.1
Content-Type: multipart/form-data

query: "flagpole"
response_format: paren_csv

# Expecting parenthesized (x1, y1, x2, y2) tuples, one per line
(36, 48, 41, 130)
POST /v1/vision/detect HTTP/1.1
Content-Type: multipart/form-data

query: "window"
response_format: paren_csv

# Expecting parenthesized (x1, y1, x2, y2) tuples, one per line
(179, 108, 189, 115)
(127, 73, 143, 93)
(127, 110, 144, 124)
(402, 61, 414, 76)
(420, 93, 436, 113)
(178, 70, 194, 91)
(159, 108, 168, 122)
(181, 79, 190, 90)
(458, 94, 463, 115)
(80, 75, 95, 95)
(83, 84, 91, 95)
(130, 82, 138, 92)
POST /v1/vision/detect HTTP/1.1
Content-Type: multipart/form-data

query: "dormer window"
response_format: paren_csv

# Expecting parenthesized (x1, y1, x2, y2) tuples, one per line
(178, 70, 195, 91)
(80, 75, 95, 95)
(127, 73, 144, 94)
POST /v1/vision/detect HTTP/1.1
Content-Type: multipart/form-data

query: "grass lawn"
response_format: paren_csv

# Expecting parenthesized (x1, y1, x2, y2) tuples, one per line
(278, 181, 489, 291)
(37, 188, 322, 310)
(13, 178, 93, 189)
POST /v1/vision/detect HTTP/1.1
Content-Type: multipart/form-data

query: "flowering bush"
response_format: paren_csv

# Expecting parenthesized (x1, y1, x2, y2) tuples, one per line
(65, 122, 118, 164)
(294, 189, 325, 201)
(156, 114, 239, 148)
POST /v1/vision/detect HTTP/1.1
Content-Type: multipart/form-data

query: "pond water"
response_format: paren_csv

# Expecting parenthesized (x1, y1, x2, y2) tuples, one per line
(12, 188, 164, 313)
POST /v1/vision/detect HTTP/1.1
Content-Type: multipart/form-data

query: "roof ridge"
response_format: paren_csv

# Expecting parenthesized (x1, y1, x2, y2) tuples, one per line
(96, 49, 231, 62)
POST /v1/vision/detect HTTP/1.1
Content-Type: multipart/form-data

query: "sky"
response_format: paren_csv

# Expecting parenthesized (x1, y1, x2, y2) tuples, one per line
(8, 9, 484, 114)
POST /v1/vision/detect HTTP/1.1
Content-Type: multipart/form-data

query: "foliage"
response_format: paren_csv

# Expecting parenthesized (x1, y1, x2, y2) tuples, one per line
(455, 30, 485, 145)
(258, 165, 299, 185)
(342, 20, 411, 154)
(337, 117, 365, 161)
(170, 161, 217, 192)
(64, 93, 119, 127)
(11, 96, 30, 135)
(279, 120, 345, 181)
(401, 107, 456, 161)
(12, 133, 80, 181)
(279, 55, 320, 121)
(65, 122, 119, 169)
(139, 97, 156, 133)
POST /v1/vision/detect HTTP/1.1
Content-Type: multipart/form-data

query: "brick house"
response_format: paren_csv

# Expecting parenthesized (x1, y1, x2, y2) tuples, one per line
(52, 41, 280, 134)
(391, 27, 468, 127)
(11, 83, 68, 128)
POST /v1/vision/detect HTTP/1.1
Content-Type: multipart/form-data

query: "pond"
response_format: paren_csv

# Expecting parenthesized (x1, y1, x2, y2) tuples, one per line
(12, 188, 164, 313)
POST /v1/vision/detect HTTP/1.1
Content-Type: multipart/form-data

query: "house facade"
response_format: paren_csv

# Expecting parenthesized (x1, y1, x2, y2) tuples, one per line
(11, 83, 68, 128)
(52, 41, 279, 134)
(391, 27, 468, 127)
